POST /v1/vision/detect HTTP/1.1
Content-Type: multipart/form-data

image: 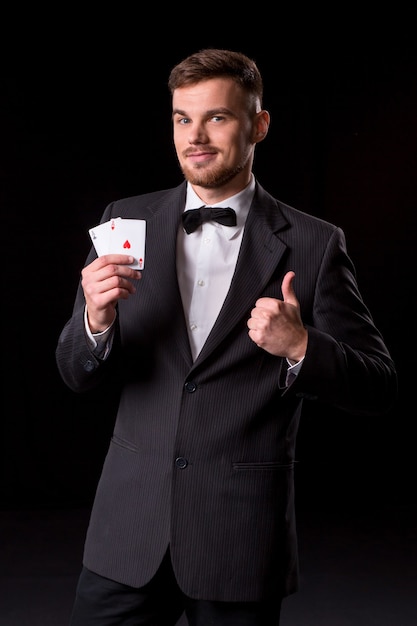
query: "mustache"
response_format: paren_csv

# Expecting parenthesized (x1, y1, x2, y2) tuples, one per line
(183, 147, 217, 157)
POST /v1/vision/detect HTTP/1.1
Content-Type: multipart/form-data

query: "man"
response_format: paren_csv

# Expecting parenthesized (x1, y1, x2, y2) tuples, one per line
(56, 48, 397, 625)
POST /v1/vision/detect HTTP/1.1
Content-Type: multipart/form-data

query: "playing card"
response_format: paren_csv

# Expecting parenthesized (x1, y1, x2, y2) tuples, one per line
(89, 217, 146, 270)
(108, 218, 146, 269)
(88, 219, 120, 257)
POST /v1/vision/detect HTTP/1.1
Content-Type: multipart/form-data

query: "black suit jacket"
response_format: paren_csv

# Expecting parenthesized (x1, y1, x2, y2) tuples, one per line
(56, 180, 397, 600)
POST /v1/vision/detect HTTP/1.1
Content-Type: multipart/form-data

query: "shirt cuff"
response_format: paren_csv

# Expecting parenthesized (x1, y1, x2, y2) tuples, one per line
(84, 306, 116, 359)
(285, 356, 305, 386)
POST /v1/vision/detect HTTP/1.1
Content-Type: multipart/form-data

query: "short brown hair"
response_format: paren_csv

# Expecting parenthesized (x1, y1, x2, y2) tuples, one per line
(168, 48, 264, 109)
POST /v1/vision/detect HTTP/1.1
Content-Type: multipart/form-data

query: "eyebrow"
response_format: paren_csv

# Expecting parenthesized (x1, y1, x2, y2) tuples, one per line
(172, 107, 235, 118)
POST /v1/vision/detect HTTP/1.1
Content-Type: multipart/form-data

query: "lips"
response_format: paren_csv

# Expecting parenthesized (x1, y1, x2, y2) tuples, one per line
(186, 151, 217, 163)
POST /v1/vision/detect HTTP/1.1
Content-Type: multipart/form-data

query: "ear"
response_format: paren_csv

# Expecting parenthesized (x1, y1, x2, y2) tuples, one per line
(252, 110, 270, 143)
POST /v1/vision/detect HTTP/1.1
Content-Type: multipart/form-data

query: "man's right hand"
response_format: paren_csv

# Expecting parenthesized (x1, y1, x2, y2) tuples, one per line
(81, 254, 142, 333)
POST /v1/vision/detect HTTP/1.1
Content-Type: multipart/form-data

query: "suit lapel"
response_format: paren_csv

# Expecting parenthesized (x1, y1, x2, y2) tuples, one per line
(194, 185, 289, 364)
(140, 183, 194, 365)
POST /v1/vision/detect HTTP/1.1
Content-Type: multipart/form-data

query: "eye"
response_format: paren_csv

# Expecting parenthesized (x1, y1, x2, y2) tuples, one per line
(176, 117, 190, 125)
(211, 115, 224, 122)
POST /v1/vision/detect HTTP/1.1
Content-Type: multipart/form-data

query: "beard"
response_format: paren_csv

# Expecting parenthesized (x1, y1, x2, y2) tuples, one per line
(179, 149, 252, 189)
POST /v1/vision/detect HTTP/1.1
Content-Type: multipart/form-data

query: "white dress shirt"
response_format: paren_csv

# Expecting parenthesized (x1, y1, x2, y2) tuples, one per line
(177, 179, 254, 360)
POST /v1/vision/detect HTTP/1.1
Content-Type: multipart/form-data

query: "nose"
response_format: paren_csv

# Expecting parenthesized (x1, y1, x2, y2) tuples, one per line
(188, 123, 207, 144)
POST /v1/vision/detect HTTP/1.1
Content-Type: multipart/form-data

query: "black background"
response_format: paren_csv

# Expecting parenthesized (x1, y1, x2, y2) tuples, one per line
(2, 17, 416, 523)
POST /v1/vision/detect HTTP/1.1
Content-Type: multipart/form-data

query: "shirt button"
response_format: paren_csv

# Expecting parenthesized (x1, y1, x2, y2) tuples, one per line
(197, 279, 205, 286)
(175, 457, 188, 469)
(184, 381, 197, 393)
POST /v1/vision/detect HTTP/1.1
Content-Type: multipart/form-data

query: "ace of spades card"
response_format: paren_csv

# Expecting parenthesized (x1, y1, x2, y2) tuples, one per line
(89, 217, 146, 269)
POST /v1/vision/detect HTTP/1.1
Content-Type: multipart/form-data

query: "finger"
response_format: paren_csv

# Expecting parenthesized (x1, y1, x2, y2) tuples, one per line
(281, 271, 298, 306)
(252, 297, 279, 312)
(83, 259, 141, 282)
(84, 275, 135, 299)
(94, 254, 137, 267)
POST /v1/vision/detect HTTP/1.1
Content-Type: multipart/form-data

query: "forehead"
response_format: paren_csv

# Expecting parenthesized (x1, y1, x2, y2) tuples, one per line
(172, 77, 246, 113)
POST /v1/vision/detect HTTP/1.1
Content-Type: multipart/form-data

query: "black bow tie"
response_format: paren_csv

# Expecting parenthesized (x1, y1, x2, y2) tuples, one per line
(182, 206, 237, 234)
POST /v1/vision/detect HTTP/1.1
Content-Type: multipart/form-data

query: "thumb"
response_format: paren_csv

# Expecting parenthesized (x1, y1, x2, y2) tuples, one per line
(281, 271, 298, 306)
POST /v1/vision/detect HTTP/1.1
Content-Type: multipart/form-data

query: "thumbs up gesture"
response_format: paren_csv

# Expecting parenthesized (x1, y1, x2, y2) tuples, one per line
(247, 271, 308, 362)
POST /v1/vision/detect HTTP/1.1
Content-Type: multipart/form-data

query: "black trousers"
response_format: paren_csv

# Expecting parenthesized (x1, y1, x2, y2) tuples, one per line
(69, 551, 282, 626)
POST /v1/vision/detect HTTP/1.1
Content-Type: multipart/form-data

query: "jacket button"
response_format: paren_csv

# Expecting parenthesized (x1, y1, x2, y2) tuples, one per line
(83, 360, 95, 372)
(184, 381, 197, 393)
(175, 457, 188, 469)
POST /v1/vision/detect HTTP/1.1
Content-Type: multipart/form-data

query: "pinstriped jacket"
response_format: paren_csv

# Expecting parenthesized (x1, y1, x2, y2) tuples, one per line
(56, 180, 397, 601)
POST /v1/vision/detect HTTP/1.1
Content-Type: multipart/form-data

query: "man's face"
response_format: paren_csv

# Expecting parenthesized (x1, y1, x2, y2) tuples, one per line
(172, 77, 258, 192)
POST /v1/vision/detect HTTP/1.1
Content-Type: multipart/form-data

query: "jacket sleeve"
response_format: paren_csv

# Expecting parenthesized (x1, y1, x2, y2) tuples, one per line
(291, 227, 397, 416)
